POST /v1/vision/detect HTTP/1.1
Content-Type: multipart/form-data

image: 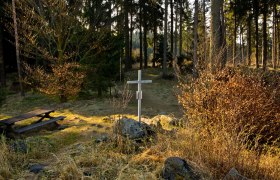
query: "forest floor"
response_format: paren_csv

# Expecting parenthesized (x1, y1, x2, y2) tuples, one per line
(0, 68, 189, 179)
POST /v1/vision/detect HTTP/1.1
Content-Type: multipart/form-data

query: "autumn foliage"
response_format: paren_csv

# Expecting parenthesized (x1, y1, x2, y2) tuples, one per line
(178, 67, 280, 148)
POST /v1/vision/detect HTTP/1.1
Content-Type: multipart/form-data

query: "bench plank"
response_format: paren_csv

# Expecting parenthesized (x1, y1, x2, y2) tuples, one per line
(15, 116, 65, 134)
(0, 108, 55, 125)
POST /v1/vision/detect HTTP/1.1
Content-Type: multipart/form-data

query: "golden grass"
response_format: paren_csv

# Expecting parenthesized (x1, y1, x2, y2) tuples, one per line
(0, 68, 279, 179)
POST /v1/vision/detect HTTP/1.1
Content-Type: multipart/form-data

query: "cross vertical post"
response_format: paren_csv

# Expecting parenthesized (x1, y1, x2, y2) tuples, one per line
(127, 70, 152, 123)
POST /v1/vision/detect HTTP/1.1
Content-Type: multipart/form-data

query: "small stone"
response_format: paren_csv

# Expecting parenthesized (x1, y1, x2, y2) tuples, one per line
(95, 135, 109, 143)
(162, 157, 197, 180)
(29, 164, 46, 174)
(223, 168, 249, 180)
(83, 171, 92, 176)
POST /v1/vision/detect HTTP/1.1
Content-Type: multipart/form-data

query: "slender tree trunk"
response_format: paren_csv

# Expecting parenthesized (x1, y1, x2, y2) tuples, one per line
(203, 0, 207, 61)
(253, 0, 259, 69)
(240, 27, 243, 64)
(278, 10, 280, 67)
(247, 14, 252, 66)
(262, 2, 267, 71)
(193, 0, 198, 73)
(179, 0, 183, 55)
(233, 3, 237, 66)
(12, 0, 24, 96)
(210, 0, 222, 72)
(124, 0, 131, 70)
(272, 3, 277, 69)
(153, 24, 157, 68)
(163, 0, 168, 76)
(170, 0, 174, 60)
(0, 27, 5, 87)
(139, 3, 143, 69)
(143, 5, 148, 68)
(221, 0, 226, 68)
(129, 11, 133, 64)
(174, 0, 178, 57)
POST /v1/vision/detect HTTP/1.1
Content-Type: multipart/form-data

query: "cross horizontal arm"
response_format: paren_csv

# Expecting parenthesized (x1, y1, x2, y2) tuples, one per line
(127, 80, 152, 84)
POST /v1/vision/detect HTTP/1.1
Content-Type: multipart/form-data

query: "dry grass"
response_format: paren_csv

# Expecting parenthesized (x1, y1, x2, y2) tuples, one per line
(0, 68, 279, 179)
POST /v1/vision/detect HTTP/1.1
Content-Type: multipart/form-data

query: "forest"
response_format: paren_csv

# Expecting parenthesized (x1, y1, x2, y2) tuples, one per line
(0, 0, 279, 179)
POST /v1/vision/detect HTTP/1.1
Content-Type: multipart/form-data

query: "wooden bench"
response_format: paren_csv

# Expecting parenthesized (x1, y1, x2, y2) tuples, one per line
(0, 108, 65, 134)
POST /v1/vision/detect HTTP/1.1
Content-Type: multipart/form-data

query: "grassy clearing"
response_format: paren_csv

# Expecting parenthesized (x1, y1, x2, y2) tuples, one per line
(0, 68, 279, 179)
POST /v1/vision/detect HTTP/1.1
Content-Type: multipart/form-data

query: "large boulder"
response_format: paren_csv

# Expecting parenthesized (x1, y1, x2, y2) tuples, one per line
(113, 118, 155, 140)
(162, 157, 198, 180)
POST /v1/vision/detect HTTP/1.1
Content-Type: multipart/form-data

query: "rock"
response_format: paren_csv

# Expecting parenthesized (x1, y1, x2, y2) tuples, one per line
(95, 135, 109, 143)
(113, 118, 155, 140)
(223, 168, 249, 180)
(10, 139, 28, 153)
(29, 163, 46, 174)
(162, 157, 197, 180)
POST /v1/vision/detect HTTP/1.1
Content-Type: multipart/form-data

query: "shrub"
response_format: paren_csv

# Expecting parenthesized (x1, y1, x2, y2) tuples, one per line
(178, 67, 280, 148)
(24, 62, 85, 102)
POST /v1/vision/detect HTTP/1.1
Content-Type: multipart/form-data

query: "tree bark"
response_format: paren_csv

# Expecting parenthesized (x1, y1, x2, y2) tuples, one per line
(12, 0, 24, 96)
(129, 1, 133, 63)
(143, 4, 148, 68)
(272, 3, 277, 69)
(179, 0, 183, 55)
(124, 0, 131, 70)
(170, 0, 174, 60)
(221, 0, 226, 68)
(203, 0, 207, 61)
(262, 1, 267, 71)
(153, 23, 157, 68)
(139, 4, 143, 69)
(253, 0, 259, 69)
(193, 0, 198, 73)
(233, 2, 237, 66)
(247, 14, 252, 66)
(163, 0, 168, 76)
(210, 0, 222, 72)
(174, 0, 178, 57)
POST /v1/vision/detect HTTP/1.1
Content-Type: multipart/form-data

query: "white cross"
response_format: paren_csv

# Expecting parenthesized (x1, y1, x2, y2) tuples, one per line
(127, 70, 152, 123)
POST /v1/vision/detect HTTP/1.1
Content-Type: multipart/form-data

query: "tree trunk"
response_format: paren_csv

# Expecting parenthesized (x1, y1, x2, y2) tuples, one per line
(262, 2, 267, 71)
(203, 0, 207, 61)
(139, 2, 143, 69)
(0, 27, 5, 87)
(129, 1, 133, 63)
(153, 22, 157, 68)
(210, 0, 222, 72)
(179, 0, 183, 55)
(170, 0, 174, 61)
(163, 0, 168, 76)
(247, 14, 252, 66)
(12, 0, 24, 96)
(272, 3, 277, 69)
(193, 0, 198, 73)
(143, 5, 148, 68)
(240, 27, 243, 64)
(174, 0, 178, 57)
(124, 0, 131, 71)
(253, 0, 259, 69)
(221, 0, 226, 68)
(233, 2, 237, 66)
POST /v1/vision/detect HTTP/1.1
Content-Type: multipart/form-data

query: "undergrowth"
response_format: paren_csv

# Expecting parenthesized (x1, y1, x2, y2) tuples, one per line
(176, 67, 280, 179)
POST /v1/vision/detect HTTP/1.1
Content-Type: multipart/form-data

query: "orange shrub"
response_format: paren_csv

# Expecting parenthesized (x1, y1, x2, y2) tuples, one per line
(178, 67, 280, 148)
